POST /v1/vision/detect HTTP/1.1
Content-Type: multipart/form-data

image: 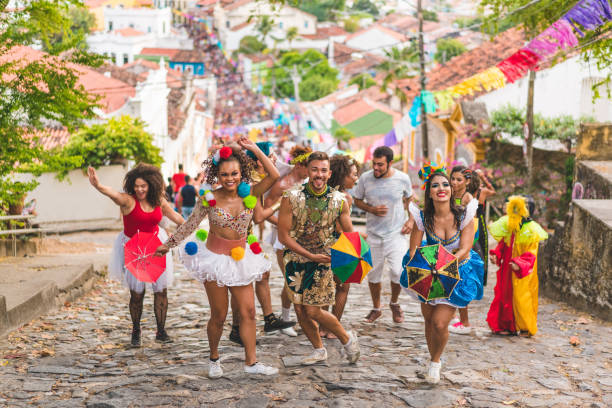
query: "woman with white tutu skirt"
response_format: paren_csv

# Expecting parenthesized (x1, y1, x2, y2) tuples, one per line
(155, 137, 280, 378)
(88, 164, 184, 347)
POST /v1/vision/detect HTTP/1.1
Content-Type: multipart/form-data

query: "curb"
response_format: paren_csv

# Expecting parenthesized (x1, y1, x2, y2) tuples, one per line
(0, 264, 100, 337)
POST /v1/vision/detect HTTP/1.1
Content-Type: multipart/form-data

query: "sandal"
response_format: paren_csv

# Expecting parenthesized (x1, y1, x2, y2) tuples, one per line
(365, 309, 382, 323)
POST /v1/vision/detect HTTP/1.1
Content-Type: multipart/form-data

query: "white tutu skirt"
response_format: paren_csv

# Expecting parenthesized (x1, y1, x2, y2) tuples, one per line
(178, 233, 271, 287)
(109, 229, 174, 293)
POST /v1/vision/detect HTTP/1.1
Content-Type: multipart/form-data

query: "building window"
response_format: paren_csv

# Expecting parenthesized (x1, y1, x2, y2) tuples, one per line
(148, 26, 151, 33)
(226, 20, 230, 28)
(123, 54, 129, 64)
(163, 21, 166, 34)
(111, 53, 116, 63)
(279, 21, 283, 29)
(185, 65, 192, 73)
(108, 21, 113, 31)
(129, 23, 134, 28)
(304, 21, 308, 28)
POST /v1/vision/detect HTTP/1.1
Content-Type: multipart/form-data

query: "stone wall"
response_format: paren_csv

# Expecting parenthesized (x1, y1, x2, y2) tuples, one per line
(575, 161, 612, 199)
(576, 123, 612, 161)
(539, 200, 612, 320)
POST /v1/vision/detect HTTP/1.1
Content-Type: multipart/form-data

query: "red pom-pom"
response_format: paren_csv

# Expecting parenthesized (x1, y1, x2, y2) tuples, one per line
(250, 242, 262, 254)
(208, 199, 217, 207)
(219, 146, 232, 159)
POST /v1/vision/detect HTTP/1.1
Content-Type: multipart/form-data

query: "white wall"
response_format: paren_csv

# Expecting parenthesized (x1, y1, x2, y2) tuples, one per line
(104, 6, 172, 36)
(87, 32, 154, 66)
(16, 165, 127, 224)
(345, 28, 406, 56)
(476, 56, 612, 122)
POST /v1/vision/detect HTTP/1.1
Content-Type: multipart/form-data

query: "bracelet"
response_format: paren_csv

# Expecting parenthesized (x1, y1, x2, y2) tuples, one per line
(270, 201, 281, 213)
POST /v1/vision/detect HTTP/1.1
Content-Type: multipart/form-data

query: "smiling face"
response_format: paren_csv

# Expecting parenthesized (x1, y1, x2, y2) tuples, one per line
(372, 156, 390, 178)
(450, 171, 467, 193)
(133, 178, 149, 202)
(307, 159, 331, 192)
(343, 164, 358, 190)
(429, 174, 452, 203)
(218, 159, 241, 192)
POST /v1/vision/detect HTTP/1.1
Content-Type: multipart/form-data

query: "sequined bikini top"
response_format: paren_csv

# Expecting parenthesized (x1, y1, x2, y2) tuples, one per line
(209, 206, 253, 235)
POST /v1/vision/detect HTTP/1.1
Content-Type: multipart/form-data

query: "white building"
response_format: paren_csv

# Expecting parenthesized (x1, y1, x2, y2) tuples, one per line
(476, 56, 612, 123)
(104, 5, 172, 35)
(344, 24, 409, 56)
(87, 7, 193, 66)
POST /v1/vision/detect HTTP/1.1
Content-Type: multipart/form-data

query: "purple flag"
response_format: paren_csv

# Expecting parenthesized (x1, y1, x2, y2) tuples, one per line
(563, 0, 612, 36)
(384, 128, 397, 146)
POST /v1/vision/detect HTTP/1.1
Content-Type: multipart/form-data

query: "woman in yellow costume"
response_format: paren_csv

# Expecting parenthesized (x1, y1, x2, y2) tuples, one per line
(486, 196, 548, 336)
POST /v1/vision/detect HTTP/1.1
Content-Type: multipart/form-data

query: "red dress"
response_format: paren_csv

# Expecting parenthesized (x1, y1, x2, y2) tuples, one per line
(123, 199, 162, 238)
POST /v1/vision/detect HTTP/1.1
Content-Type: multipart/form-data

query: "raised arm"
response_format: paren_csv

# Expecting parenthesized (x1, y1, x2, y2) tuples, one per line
(238, 137, 280, 197)
(88, 167, 132, 212)
(161, 198, 185, 226)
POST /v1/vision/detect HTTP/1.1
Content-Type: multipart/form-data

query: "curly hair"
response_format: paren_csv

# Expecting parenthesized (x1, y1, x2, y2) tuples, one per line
(203, 146, 254, 185)
(423, 172, 463, 233)
(450, 165, 481, 195)
(328, 154, 360, 191)
(123, 163, 165, 207)
(289, 145, 312, 165)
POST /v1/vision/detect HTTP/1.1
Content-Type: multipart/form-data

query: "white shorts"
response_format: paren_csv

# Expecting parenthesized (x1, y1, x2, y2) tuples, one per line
(265, 224, 285, 251)
(367, 234, 409, 284)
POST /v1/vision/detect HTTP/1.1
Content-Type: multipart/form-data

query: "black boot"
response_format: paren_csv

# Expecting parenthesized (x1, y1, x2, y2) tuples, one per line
(263, 313, 296, 333)
(131, 327, 141, 348)
(229, 325, 243, 346)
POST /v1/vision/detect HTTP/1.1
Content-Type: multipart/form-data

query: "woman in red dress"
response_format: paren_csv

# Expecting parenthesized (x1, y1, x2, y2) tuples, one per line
(88, 163, 184, 347)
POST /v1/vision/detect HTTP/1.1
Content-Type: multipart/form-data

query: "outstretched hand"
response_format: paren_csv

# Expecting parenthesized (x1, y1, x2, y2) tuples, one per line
(237, 136, 258, 152)
(87, 167, 100, 189)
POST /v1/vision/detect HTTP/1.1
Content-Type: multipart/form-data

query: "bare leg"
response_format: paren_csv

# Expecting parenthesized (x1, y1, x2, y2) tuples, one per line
(229, 284, 257, 365)
(230, 293, 240, 326)
(296, 304, 350, 348)
(276, 250, 292, 310)
(458, 306, 470, 327)
(420, 303, 435, 356)
(294, 304, 323, 349)
(427, 304, 456, 362)
(390, 282, 401, 304)
(203, 282, 229, 361)
(369, 282, 382, 309)
(255, 271, 273, 316)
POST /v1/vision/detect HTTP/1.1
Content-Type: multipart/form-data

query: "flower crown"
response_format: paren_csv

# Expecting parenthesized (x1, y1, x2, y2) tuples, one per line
(418, 161, 447, 189)
(211, 146, 233, 166)
(290, 152, 311, 165)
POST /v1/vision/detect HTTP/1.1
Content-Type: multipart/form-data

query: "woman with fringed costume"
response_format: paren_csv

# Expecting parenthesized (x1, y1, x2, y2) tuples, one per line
(154, 137, 280, 378)
(88, 164, 185, 347)
(406, 164, 484, 384)
(486, 196, 548, 337)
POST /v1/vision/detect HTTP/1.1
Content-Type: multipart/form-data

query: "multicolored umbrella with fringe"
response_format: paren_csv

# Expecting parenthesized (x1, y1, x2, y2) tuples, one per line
(330, 232, 372, 283)
(400, 244, 460, 300)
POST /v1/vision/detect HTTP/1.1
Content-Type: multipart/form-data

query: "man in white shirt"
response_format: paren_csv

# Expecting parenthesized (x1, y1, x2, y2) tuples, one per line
(353, 146, 414, 323)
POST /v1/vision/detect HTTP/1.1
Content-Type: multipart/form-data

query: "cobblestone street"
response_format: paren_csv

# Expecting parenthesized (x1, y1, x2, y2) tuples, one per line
(0, 231, 610, 408)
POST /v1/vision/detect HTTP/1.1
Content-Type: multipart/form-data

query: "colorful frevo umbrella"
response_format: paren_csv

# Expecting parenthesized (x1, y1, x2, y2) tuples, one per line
(400, 244, 460, 301)
(330, 232, 373, 283)
(124, 231, 166, 283)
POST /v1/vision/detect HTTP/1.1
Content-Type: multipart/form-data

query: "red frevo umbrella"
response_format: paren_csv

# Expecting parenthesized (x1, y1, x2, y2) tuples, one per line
(124, 231, 166, 283)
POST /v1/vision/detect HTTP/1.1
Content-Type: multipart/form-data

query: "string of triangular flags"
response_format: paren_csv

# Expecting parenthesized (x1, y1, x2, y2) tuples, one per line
(172, 9, 239, 68)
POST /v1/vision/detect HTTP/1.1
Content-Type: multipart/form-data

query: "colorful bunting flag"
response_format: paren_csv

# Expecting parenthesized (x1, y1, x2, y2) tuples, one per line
(563, 0, 612, 36)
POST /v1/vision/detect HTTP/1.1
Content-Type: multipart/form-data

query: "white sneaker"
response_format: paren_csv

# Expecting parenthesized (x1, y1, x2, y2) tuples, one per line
(426, 361, 441, 384)
(449, 321, 472, 335)
(244, 362, 279, 376)
(208, 360, 223, 378)
(344, 330, 360, 364)
(449, 317, 459, 325)
(281, 326, 298, 337)
(302, 348, 328, 365)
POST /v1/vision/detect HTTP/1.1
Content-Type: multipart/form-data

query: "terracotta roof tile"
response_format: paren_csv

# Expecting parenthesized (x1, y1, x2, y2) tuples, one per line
(345, 24, 408, 43)
(171, 49, 205, 63)
(341, 54, 383, 76)
(327, 42, 361, 65)
(399, 28, 526, 101)
(34, 127, 71, 150)
(231, 21, 253, 31)
(113, 27, 146, 37)
(301, 25, 347, 40)
(140, 47, 181, 59)
(223, 0, 252, 11)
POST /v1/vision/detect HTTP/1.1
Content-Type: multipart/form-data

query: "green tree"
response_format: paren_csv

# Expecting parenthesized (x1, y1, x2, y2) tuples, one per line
(47, 6, 95, 51)
(343, 17, 360, 33)
(255, 15, 275, 46)
(297, 0, 345, 21)
(62, 116, 163, 169)
(480, 0, 612, 187)
(0, 0, 101, 210)
(264, 49, 339, 101)
(352, 0, 379, 16)
(421, 9, 439, 22)
(239, 35, 266, 54)
(333, 127, 355, 142)
(434, 38, 467, 63)
(285, 26, 299, 48)
(348, 73, 376, 90)
(376, 45, 418, 111)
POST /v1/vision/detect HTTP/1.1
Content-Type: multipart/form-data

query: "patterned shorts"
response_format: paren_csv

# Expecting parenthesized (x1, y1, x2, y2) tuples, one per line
(283, 251, 335, 306)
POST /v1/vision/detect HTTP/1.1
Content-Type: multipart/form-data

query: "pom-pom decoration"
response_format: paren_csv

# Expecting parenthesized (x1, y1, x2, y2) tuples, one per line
(195, 229, 208, 241)
(237, 182, 251, 198)
(243, 195, 257, 209)
(202, 199, 209, 207)
(204, 190, 216, 207)
(199, 188, 205, 196)
(418, 161, 447, 190)
(247, 234, 258, 245)
(219, 146, 233, 159)
(250, 242, 262, 254)
(230, 246, 245, 261)
(201, 183, 213, 193)
(185, 242, 198, 255)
